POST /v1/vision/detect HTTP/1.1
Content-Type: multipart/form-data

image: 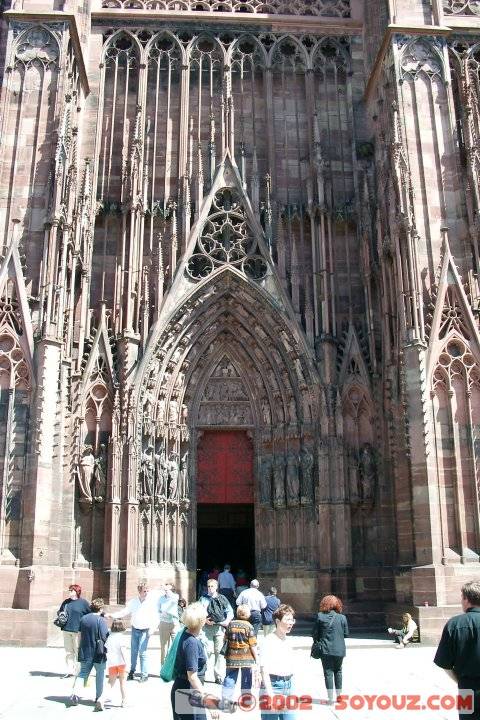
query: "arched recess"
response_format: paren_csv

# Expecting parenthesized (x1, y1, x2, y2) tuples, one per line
(0, 242, 34, 563)
(427, 240, 480, 562)
(131, 267, 320, 571)
(1, 26, 60, 290)
(72, 307, 117, 567)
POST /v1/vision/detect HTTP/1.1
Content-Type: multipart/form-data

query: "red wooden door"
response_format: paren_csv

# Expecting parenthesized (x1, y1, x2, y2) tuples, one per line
(197, 430, 254, 504)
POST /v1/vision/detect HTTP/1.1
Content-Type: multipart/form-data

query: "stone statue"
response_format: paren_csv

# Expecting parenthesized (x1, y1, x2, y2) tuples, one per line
(92, 443, 108, 502)
(300, 446, 314, 503)
(154, 447, 168, 497)
(180, 451, 189, 498)
(260, 454, 272, 504)
(78, 445, 94, 503)
(157, 394, 166, 426)
(273, 454, 285, 507)
(348, 449, 360, 504)
(168, 398, 179, 425)
(140, 444, 155, 498)
(167, 453, 180, 500)
(359, 443, 376, 502)
(285, 451, 300, 504)
(144, 380, 155, 417)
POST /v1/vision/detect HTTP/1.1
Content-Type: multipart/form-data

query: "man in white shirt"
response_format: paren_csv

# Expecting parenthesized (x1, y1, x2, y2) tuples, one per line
(110, 582, 159, 682)
(158, 582, 180, 665)
(198, 578, 233, 683)
(236, 579, 266, 636)
(218, 564, 236, 609)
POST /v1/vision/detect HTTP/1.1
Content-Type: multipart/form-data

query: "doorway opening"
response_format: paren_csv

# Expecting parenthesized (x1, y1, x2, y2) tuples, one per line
(197, 503, 255, 590)
(196, 429, 255, 594)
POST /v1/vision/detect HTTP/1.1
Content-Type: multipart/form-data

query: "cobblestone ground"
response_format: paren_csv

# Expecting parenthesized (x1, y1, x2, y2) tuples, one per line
(0, 635, 463, 720)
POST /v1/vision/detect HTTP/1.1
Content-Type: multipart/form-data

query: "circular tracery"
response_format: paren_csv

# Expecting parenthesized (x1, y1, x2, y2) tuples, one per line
(186, 187, 268, 281)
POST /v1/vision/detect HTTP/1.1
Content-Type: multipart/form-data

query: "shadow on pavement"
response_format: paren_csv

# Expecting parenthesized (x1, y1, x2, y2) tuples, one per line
(30, 671, 66, 678)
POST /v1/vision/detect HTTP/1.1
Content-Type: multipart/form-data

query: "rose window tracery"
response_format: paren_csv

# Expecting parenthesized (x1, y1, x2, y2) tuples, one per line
(186, 188, 268, 281)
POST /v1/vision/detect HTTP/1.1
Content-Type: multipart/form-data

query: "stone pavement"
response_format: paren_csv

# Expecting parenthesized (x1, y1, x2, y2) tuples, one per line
(0, 634, 464, 720)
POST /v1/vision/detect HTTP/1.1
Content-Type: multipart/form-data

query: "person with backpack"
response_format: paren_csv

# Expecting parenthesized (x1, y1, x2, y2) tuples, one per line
(262, 587, 281, 636)
(198, 579, 233, 684)
(311, 595, 349, 705)
(57, 584, 91, 677)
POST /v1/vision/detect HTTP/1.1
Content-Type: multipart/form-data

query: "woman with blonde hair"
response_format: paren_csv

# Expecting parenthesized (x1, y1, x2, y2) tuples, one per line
(170, 602, 211, 720)
(388, 613, 417, 647)
(312, 595, 348, 705)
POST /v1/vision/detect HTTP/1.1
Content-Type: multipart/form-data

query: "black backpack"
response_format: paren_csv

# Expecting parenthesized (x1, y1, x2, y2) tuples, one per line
(207, 594, 229, 624)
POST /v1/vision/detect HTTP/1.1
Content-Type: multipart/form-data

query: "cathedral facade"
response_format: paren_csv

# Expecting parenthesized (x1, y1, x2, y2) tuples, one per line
(0, 0, 480, 643)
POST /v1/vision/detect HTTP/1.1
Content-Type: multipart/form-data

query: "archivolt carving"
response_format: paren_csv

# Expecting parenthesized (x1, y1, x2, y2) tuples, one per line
(133, 271, 318, 518)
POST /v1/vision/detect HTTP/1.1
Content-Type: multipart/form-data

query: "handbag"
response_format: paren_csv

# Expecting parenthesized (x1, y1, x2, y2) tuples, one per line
(94, 616, 107, 662)
(310, 614, 335, 660)
(53, 607, 69, 628)
(160, 627, 184, 682)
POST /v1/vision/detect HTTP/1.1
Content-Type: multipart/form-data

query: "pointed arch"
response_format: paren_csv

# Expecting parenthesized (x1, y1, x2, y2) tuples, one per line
(428, 240, 480, 560)
(0, 242, 34, 560)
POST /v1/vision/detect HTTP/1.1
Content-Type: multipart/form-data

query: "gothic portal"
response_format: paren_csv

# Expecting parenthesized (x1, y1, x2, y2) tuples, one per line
(2, 0, 480, 643)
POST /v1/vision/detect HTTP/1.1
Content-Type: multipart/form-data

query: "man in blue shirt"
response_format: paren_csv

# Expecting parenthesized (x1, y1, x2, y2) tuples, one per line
(262, 587, 281, 636)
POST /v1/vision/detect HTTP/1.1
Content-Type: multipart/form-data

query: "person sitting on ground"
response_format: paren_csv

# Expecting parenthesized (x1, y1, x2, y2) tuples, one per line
(222, 604, 258, 702)
(387, 613, 418, 647)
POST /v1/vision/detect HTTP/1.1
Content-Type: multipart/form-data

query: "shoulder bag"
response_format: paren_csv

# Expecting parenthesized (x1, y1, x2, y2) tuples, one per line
(310, 614, 335, 660)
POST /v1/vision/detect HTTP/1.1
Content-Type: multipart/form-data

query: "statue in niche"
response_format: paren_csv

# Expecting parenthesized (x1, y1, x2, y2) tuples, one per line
(259, 454, 272, 504)
(273, 454, 285, 507)
(181, 404, 188, 425)
(92, 443, 108, 502)
(348, 449, 361, 504)
(154, 446, 168, 497)
(77, 445, 94, 504)
(285, 451, 300, 504)
(167, 453, 180, 500)
(143, 380, 156, 434)
(157, 393, 166, 425)
(300, 446, 314, 503)
(140, 444, 155, 499)
(359, 443, 376, 503)
(168, 397, 179, 425)
(180, 451, 189, 498)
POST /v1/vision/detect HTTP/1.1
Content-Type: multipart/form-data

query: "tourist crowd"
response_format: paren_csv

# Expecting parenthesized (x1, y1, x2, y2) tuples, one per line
(55, 570, 480, 720)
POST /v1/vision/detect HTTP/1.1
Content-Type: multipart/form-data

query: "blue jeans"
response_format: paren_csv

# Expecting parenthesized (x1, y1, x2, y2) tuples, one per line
(222, 666, 253, 700)
(261, 676, 296, 720)
(78, 659, 106, 701)
(131, 627, 150, 677)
